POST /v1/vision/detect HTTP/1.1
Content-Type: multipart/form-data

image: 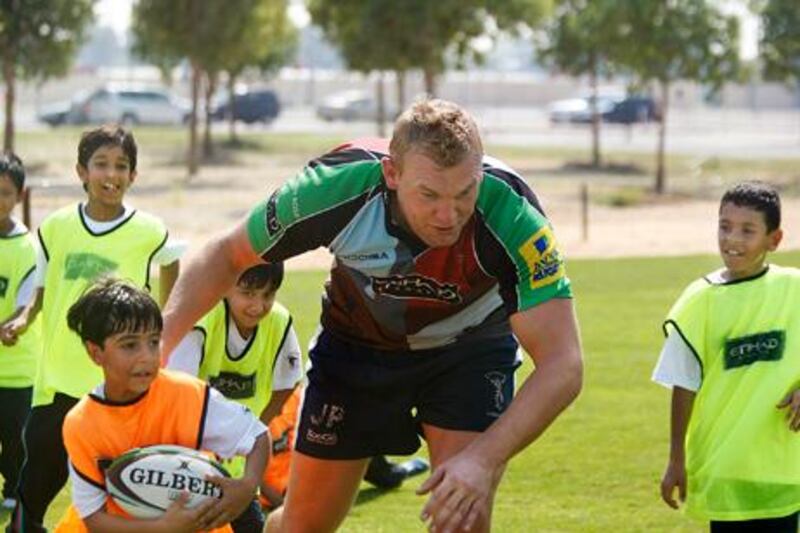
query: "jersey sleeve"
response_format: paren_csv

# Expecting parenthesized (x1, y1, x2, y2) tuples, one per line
(69, 463, 107, 518)
(652, 331, 703, 391)
(200, 387, 267, 459)
(246, 150, 384, 262)
(475, 167, 571, 314)
(271, 324, 303, 391)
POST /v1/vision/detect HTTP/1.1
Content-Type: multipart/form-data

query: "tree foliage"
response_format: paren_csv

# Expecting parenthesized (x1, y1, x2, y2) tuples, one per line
(1, 0, 95, 150)
(309, 0, 550, 97)
(613, 0, 740, 193)
(131, 0, 294, 175)
(537, 0, 620, 167)
(757, 0, 800, 85)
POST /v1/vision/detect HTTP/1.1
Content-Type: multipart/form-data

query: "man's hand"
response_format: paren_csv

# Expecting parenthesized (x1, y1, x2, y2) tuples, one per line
(777, 389, 800, 431)
(660, 460, 687, 510)
(0, 316, 27, 346)
(201, 474, 258, 530)
(417, 449, 501, 532)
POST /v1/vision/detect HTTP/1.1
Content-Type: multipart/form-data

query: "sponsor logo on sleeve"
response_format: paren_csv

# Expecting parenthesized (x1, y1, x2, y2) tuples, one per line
(517, 226, 565, 289)
(0, 276, 8, 298)
(265, 191, 283, 237)
(724, 330, 785, 370)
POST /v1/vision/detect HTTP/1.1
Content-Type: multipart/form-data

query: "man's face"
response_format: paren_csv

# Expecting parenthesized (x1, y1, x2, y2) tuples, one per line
(382, 150, 482, 248)
(0, 174, 21, 226)
(718, 202, 782, 280)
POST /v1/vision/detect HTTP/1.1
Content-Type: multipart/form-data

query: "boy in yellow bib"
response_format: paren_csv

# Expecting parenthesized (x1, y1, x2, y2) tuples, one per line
(654, 181, 800, 532)
(0, 153, 41, 511)
(56, 278, 269, 533)
(167, 262, 301, 531)
(1, 126, 185, 533)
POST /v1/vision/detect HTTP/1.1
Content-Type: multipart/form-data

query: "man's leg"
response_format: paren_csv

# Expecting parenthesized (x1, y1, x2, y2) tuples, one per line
(0, 388, 32, 505)
(421, 424, 506, 533)
(265, 453, 369, 533)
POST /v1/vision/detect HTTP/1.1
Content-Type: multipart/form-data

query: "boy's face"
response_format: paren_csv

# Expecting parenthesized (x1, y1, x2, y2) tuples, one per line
(0, 174, 21, 224)
(86, 329, 160, 403)
(77, 144, 136, 209)
(718, 202, 782, 280)
(382, 150, 482, 248)
(226, 283, 276, 334)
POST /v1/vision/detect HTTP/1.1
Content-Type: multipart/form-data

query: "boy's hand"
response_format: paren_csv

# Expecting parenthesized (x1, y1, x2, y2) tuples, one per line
(777, 390, 800, 431)
(0, 317, 27, 346)
(660, 460, 687, 510)
(157, 491, 217, 533)
(201, 474, 258, 530)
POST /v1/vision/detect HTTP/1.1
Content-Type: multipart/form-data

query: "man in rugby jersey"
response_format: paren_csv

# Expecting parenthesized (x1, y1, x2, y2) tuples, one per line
(162, 98, 583, 533)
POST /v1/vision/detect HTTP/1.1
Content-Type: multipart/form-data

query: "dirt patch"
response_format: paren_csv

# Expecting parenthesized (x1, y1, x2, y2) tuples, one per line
(23, 149, 800, 271)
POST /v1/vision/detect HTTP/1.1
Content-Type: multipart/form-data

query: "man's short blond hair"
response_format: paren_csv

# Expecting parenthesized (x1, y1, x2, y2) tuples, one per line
(389, 98, 483, 170)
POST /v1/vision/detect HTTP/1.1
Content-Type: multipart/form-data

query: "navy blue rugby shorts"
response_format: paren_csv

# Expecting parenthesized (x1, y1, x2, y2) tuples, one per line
(295, 329, 521, 460)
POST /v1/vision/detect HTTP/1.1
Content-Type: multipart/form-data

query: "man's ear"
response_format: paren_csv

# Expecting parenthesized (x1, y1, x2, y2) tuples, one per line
(768, 228, 783, 251)
(85, 341, 104, 366)
(381, 156, 399, 190)
(76, 163, 88, 185)
(127, 169, 137, 187)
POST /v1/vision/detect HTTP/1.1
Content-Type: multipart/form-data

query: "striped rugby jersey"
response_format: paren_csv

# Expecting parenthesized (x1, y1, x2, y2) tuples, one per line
(247, 139, 571, 351)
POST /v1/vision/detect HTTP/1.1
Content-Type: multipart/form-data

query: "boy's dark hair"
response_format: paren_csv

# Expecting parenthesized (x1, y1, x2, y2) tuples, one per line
(67, 278, 162, 347)
(0, 151, 25, 193)
(720, 181, 781, 232)
(237, 262, 284, 292)
(77, 124, 138, 172)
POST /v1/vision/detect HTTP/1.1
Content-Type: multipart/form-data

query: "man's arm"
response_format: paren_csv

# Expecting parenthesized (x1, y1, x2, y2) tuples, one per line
(161, 220, 261, 363)
(661, 386, 695, 509)
(260, 388, 295, 426)
(419, 298, 583, 530)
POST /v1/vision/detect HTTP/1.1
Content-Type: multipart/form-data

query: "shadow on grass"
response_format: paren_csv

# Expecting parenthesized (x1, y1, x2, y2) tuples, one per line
(353, 486, 400, 507)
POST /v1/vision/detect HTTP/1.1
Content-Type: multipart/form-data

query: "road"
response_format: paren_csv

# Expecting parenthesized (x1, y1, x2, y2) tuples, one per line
(12, 104, 800, 159)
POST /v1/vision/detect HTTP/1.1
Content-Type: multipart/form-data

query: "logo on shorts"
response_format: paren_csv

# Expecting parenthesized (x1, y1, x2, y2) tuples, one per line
(724, 330, 785, 370)
(371, 275, 461, 304)
(0, 276, 8, 298)
(485, 371, 507, 417)
(517, 226, 565, 290)
(265, 191, 283, 236)
(306, 403, 345, 446)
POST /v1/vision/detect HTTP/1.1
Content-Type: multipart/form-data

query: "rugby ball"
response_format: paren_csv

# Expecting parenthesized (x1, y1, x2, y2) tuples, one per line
(106, 444, 230, 519)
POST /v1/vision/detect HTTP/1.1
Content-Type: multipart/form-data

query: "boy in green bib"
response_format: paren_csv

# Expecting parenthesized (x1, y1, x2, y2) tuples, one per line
(0, 153, 41, 512)
(1, 126, 185, 533)
(167, 262, 301, 532)
(654, 181, 800, 532)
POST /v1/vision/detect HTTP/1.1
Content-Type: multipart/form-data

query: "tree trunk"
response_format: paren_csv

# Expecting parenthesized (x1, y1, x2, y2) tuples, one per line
(423, 66, 437, 97)
(376, 72, 386, 137)
(3, 54, 16, 153)
(203, 71, 216, 159)
(228, 74, 238, 144)
(396, 70, 406, 111)
(655, 79, 669, 194)
(589, 58, 601, 168)
(187, 63, 201, 178)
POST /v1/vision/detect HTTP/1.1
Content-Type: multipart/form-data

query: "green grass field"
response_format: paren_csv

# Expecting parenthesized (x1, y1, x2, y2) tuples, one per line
(1, 250, 798, 531)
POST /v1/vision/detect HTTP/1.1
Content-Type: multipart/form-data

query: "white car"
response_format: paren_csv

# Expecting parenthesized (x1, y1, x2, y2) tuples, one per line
(548, 94, 621, 124)
(39, 85, 189, 127)
(316, 90, 397, 122)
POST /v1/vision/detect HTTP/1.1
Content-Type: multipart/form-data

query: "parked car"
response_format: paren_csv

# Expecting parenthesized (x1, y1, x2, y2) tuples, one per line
(211, 89, 280, 124)
(316, 90, 397, 122)
(603, 96, 661, 124)
(548, 94, 659, 124)
(38, 85, 189, 127)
